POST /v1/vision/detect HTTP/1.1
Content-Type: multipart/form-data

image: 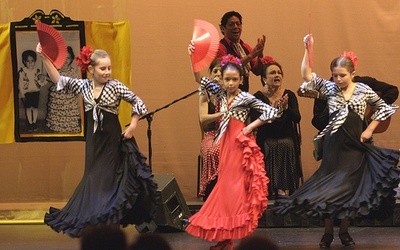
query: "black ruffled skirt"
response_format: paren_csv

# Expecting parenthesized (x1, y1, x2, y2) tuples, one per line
(273, 110, 400, 219)
(44, 110, 159, 237)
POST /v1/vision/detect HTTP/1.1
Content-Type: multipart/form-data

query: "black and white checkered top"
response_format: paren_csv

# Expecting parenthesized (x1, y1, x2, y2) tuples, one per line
(57, 76, 148, 132)
(300, 73, 398, 139)
(200, 76, 282, 142)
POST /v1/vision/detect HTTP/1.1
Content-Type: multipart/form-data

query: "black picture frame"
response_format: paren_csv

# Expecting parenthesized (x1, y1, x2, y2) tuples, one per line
(10, 9, 86, 142)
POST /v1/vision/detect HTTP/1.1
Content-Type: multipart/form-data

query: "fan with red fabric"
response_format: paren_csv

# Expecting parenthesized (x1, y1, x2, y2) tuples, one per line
(35, 20, 67, 69)
(191, 19, 220, 72)
(307, 13, 313, 68)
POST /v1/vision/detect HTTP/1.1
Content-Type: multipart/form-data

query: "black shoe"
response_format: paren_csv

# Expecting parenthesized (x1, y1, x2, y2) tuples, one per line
(32, 122, 38, 131)
(319, 233, 333, 248)
(339, 232, 355, 246)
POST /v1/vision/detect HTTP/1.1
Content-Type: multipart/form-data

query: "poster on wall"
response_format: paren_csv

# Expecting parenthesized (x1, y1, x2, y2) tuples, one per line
(10, 9, 86, 142)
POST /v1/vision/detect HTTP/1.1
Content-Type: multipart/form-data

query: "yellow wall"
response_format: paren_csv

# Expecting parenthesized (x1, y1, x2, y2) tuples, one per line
(0, 0, 399, 206)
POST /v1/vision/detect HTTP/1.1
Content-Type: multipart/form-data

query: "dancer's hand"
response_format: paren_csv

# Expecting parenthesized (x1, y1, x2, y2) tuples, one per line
(122, 115, 139, 140)
(303, 34, 313, 50)
(36, 43, 44, 57)
(242, 125, 254, 136)
(122, 126, 135, 140)
(360, 129, 373, 143)
(188, 40, 195, 55)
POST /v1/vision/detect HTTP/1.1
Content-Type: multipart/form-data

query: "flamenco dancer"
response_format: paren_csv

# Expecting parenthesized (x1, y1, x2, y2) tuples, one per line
(37, 44, 159, 237)
(273, 34, 400, 248)
(186, 41, 283, 249)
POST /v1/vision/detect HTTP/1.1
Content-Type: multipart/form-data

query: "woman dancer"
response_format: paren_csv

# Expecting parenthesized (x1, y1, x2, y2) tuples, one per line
(273, 34, 400, 248)
(37, 44, 159, 237)
(187, 43, 283, 249)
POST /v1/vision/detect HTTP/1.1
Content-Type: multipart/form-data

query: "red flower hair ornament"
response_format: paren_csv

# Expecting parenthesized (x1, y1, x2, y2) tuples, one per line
(220, 54, 242, 67)
(340, 51, 358, 69)
(76, 46, 93, 72)
(261, 55, 276, 65)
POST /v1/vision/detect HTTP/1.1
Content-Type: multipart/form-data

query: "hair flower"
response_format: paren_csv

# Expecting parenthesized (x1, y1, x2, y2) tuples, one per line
(340, 51, 358, 69)
(261, 56, 276, 65)
(220, 54, 242, 67)
(76, 46, 93, 72)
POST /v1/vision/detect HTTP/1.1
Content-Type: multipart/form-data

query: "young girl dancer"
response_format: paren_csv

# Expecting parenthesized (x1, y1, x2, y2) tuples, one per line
(186, 42, 283, 249)
(37, 44, 159, 237)
(273, 34, 400, 248)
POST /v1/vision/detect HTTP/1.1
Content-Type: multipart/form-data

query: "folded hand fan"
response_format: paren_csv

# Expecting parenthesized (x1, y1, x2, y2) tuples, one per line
(35, 20, 67, 69)
(191, 19, 220, 72)
(307, 13, 313, 68)
(307, 37, 313, 68)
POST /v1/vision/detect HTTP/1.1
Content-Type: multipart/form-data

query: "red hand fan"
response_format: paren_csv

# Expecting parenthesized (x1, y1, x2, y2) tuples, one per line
(35, 20, 67, 69)
(191, 19, 220, 72)
(307, 13, 313, 68)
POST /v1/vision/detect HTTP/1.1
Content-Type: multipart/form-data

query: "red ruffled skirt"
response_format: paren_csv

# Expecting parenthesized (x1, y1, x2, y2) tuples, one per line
(186, 118, 269, 241)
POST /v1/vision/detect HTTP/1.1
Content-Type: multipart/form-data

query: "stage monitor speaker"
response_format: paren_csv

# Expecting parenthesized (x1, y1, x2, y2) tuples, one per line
(135, 173, 191, 233)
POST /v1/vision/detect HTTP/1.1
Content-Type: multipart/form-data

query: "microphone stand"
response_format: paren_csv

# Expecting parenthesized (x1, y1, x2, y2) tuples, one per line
(126, 89, 199, 169)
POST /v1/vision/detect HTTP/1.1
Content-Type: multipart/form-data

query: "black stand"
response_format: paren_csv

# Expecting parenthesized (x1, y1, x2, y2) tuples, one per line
(126, 89, 199, 169)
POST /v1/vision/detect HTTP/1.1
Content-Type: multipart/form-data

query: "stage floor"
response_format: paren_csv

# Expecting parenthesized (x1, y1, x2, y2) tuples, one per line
(0, 224, 399, 250)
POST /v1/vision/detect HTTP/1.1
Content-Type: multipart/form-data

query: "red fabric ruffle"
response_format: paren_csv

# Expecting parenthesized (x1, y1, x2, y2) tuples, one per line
(186, 123, 269, 241)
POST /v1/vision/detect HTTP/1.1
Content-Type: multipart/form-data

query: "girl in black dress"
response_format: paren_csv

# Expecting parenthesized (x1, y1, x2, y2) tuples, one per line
(37, 44, 159, 237)
(273, 34, 400, 248)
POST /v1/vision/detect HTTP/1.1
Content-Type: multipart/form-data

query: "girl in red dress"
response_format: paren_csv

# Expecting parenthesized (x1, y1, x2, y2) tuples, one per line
(186, 44, 283, 249)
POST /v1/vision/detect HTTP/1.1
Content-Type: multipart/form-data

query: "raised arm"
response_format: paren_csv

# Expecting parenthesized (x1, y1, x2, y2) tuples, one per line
(36, 43, 60, 83)
(301, 34, 313, 82)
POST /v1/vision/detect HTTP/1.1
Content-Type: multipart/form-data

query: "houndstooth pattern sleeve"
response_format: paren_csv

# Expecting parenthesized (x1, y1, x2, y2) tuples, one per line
(230, 92, 282, 122)
(200, 76, 225, 99)
(57, 76, 88, 95)
(362, 84, 399, 121)
(57, 76, 147, 116)
(305, 74, 399, 139)
(104, 80, 148, 116)
(214, 92, 281, 142)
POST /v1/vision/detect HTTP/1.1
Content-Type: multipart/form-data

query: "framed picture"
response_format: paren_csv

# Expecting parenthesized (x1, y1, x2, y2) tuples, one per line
(10, 9, 86, 142)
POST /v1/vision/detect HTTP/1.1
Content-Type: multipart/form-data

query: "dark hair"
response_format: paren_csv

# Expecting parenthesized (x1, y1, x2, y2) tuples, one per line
(129, 233, 172, 250)
(67, 46, 75, 66)
(220, 11, 242, 27)
(80, 225, 127, 250)
(21, 50, 37, 66)
(330, 56, 355, 73)
(221, 63, 244, 77)
(260, 61, 284, 86)
(208, 58, 221, 73)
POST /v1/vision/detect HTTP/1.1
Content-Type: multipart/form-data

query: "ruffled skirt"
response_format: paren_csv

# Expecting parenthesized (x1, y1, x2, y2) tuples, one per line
(186, 118, 269, 241)
(273, 111, 400, 219)
(44, 111, 159, 237)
